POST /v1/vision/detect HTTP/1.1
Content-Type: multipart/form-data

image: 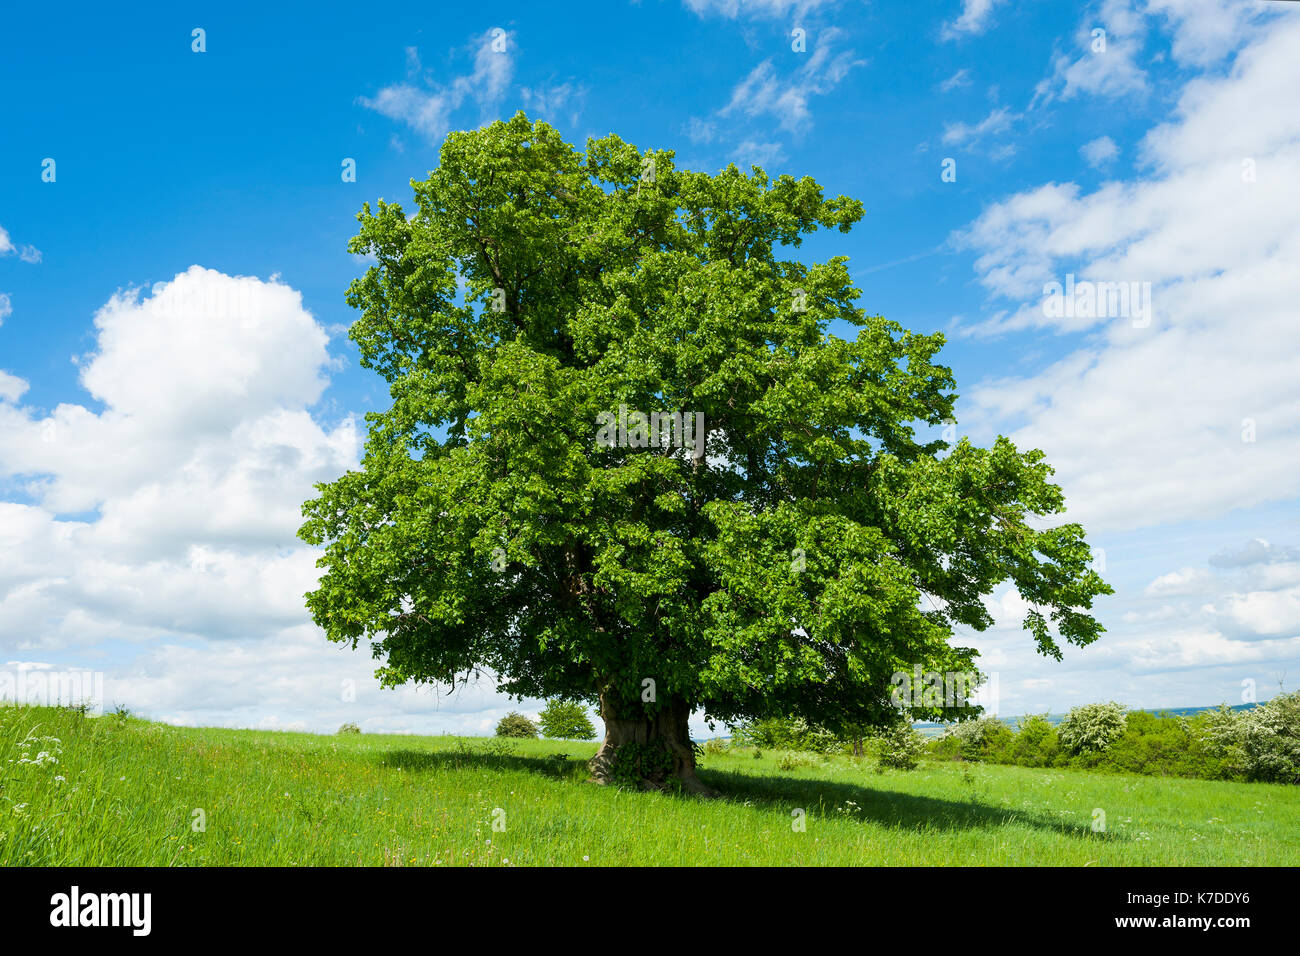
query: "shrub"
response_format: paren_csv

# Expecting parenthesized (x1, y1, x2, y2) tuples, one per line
(537, 699, 597, 740)
(1057, 702, 1127, 756)
(1239, 692, 1300, 783)
(495, 711, 539, 738)
(777, 751, 820, 771)
(936, 716, 1013, 761)
(1202, 693, 1300, 784)
(1095, 711, 1194, 776)
(336, 722, 361, 735)
(1008, 714, 1061, 767)
(730, 716, 841, 754)
(877, 719, 925, 770)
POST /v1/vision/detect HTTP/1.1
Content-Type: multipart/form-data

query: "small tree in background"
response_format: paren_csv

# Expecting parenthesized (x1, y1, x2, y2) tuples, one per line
(1057, 701, 1127, 755)
(877, 718, 925, 770)
(939, 715, 1012, 761)
(1203, 692, 1300, 784)
(539, 699, 598, 740)
(495, 711, 539, 738)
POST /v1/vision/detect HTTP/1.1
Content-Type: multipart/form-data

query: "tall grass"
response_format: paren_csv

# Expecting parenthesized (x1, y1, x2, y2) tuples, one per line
(2, 705, 1296, 866)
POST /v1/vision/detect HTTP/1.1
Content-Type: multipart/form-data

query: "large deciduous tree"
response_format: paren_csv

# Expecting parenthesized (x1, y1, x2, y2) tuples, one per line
(299, 113, 1111, 794)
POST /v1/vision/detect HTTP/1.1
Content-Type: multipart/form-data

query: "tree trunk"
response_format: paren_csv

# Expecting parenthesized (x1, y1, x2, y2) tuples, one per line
(588, 690, 715, 796)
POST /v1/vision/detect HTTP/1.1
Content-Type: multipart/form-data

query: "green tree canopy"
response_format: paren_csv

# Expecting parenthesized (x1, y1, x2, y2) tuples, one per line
(299, 113, 1111, 793)
(539, 699, 598, 740)
(495, 711, 538, 739)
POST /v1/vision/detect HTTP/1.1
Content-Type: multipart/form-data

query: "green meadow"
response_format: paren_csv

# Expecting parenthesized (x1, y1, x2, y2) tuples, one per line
(3, 705, 1296, 866)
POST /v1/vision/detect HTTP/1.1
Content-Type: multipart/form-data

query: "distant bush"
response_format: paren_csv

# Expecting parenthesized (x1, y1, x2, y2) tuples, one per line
(731, 716, 842, 754)
(538, 699, 597, 740)
(1008, 714, 1061, 767)
(495, 711, 539, 739)
(921, 699, 1300, 784)
(934, 716, 1013, 762)
(877, 719, 925, 770)
(1088, 711, 1197, 776)
(337, 722, 361, 735)
(1057, 702, 1127, 756)
(1201, 693, 1300, 784)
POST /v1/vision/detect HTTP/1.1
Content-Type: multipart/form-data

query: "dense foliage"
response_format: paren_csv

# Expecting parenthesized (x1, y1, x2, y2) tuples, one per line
(495, 711, 539, 738)
(298, 112, 1110, 785)
(1056, 701, 1127, 755)
(876, 719, 926, 770)
(927, 696, 1300, 783)
(538, 699, 598, 740)
(730, 716, 844, 754)
(729, 697, 1300, 785)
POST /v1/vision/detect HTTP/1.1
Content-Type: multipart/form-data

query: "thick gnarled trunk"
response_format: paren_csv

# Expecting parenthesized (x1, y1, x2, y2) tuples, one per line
(588, 690, 715, 796)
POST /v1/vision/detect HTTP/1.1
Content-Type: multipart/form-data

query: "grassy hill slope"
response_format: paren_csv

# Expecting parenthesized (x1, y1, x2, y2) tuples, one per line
(3, 705, 1296, 866)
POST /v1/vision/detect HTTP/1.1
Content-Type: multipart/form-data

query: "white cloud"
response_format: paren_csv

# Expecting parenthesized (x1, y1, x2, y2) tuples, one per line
(1040, 0, 1151, 104)
(956, 15, 1300, 534)
(730, 139, 786, 168)
(961, 540, 1300, 713)
(720, 29, 864, 135)
(941, 0, 1006, 40)
(682, 0, 837, 19)
(1145, 0, 1274, 68)
(942, 105, 1016, 146)
(0, 267, 387, 730)
(1214, 588, 1300, 638)
(519, 82, 585, 126)
(685, 117, 717, 144)
(1080, 134, 1119, 167)
(1210, 539, 1299, 569)
(1145, 567, 1213, 598)
(360, 31, 514, 144)
(938, 68, 972, 92)
(0, 225, 40, 326)
(0, 370, 26, 403)
(0, 224, 41, 264)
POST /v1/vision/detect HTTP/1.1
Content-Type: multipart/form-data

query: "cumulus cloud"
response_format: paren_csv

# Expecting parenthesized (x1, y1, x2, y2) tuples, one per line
(0, 267, 397, 730)
(955, 14, 1300, 533)
(1039, 0, 1151, 104)
(1145, 0, 1274, 67)
(1080, 134, 1119, 167)
(1210, 539, 1300, 569)
(963, 539, 1300, 714)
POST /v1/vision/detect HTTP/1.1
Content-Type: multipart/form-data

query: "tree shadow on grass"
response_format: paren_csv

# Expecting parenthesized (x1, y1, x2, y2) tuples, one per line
(700, 767, 1124, 842)
(380, 746, 590, 782)
(377, 747, 1120, 842)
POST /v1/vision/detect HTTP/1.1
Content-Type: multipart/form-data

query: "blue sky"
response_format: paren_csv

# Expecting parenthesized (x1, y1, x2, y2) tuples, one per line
(2, 0, 1298, 735)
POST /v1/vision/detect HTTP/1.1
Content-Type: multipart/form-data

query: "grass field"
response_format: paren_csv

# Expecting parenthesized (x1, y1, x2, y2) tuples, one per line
(2, 704, 1297, 866)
